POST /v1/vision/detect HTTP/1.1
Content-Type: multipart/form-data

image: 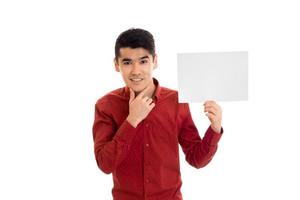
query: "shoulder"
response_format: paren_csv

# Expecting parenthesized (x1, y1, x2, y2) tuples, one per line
(158, 86, 178, 101)
(158, 86, 188, 107)
(95, 87, 126, 109)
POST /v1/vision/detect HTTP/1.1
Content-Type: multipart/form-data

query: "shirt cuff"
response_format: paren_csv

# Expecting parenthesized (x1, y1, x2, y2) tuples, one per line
(114, 120, 138, 144)
(204, 126, 224, 145)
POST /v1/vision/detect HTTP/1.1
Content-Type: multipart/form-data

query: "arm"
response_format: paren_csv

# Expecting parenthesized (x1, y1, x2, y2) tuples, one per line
(92, 86, 155, 174)
(178, 103, 223, 169)
(92, 102, 138, 174)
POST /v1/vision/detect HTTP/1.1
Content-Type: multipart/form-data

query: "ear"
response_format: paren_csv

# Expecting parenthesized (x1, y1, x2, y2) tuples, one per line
(153, 54, 158, 69)
(114, 58, 120, 72)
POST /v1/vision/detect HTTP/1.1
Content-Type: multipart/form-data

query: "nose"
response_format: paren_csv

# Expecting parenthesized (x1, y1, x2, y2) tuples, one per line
(131, 62, 141, 75)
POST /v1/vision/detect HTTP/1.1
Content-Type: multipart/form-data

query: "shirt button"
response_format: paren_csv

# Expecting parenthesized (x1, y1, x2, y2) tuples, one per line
(145, 123, 149, 127)
(145, 143, 149, 147)
(146, 179, 150, 183)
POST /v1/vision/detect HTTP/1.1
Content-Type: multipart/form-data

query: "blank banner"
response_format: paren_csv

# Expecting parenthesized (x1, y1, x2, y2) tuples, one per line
(177, 51, 248, 103)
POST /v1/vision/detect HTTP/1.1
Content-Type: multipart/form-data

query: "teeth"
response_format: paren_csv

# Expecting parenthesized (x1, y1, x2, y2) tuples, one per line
(131, 78, 142, 82)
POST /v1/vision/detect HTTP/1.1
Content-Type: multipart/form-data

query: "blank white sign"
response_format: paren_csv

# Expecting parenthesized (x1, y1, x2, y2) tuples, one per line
(177, 51, 248, 103)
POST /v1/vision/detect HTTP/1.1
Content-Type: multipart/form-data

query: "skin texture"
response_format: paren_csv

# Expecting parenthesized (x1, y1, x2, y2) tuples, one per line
(114, 47, 222, 133)
(204, 100, 222, 133)
(114, 47, 157, 98)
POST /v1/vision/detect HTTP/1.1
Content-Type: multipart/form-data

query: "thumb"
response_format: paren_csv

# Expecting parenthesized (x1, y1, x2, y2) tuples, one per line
(129, 88, 135, 103)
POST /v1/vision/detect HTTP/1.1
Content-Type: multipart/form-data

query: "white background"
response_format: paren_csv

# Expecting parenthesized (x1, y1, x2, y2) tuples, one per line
(1, 0, 300, 199)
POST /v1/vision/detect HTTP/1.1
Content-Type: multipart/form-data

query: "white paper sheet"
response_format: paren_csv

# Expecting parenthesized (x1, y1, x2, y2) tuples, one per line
(177, 51, 248, 103)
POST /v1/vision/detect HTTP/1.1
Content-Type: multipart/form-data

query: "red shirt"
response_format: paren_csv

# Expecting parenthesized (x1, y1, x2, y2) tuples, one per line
(93, 78, 223, 200)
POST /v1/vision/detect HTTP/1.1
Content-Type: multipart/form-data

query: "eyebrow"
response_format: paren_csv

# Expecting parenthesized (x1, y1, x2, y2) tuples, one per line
(139, 56, 149, 60)
(121, 58, 132, 62)
(121, 56, 150, 62)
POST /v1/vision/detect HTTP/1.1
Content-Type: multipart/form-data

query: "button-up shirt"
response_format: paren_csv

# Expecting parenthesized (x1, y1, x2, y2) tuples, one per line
(93, 78, 223, 200)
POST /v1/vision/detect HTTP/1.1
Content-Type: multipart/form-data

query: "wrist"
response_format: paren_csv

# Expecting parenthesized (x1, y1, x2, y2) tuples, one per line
(211, 124, 221, 134)
(126, 116, 139, 128)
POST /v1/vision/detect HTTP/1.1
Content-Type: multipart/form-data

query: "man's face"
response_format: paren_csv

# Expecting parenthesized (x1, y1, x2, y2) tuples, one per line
(114, 47, 157, 93)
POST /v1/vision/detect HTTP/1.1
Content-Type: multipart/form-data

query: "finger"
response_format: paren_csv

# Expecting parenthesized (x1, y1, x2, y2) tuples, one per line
(129, 88, 135, 103)
(205, 112, 217, 122)
(204, 104, 221, 112)
(206, 111, 221, 123)
(204, 105, 217, 110)
(137, 84, 152, 98)
(204, 107, 217, 115)
(149, 102, 155, 110)
(142, 96, 150, 100)
(145, 97, 153, 104)
(204, 104, 220, 112)
(204, 101, 219, 110)
(203, 100, 217, 106)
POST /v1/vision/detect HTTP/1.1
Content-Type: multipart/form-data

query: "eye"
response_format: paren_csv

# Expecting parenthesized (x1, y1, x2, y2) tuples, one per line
(140, 60, 148, 64)
(122, 61, 131, 65)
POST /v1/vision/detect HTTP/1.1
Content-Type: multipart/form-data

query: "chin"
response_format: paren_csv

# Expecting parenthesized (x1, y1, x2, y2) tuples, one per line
(126, 79, 151, 92)
(130, 85, 144, 93)
(126, 82, 144, 92)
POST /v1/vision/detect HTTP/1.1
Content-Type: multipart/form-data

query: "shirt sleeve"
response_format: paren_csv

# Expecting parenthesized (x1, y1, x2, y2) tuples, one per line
(92, 100, 138, 174)
(178, 103, 223, 169)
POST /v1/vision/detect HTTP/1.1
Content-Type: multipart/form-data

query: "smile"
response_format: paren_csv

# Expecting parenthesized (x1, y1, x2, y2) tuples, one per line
(130, 78, 143, 82)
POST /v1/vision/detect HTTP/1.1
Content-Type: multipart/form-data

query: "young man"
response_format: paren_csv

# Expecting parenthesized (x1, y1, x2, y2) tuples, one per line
(93, 28, 223, 200)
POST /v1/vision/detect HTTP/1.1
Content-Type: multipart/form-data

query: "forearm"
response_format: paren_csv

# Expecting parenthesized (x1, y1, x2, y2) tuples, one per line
(185, 126, 223, 169)
(94, 120, 137, 174)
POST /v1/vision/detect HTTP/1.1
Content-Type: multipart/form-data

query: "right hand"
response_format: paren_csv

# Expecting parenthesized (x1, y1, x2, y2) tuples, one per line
(126, 86, 155, 127)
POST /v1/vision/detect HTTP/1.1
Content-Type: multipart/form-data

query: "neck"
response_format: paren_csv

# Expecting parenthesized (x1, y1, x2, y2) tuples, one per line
(135, 81, 156, 98)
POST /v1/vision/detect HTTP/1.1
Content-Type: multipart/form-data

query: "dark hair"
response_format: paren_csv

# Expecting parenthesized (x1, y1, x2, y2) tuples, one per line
(115, 28, 156, 60)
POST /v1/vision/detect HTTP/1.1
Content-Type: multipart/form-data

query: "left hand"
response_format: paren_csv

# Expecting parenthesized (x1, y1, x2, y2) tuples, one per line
(203, 100, 222, 133)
